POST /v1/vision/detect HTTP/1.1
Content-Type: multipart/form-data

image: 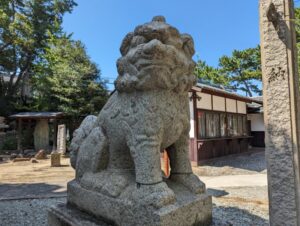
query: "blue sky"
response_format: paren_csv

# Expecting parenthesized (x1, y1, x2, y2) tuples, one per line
(62, 0, 262, 90)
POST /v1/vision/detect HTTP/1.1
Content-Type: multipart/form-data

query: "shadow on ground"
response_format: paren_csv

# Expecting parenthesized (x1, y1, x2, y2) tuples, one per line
(198, 148, 266, 174)
(212, 204, 269, 226)
(207, 188, 229, 197)
(0, 183, 66, 200)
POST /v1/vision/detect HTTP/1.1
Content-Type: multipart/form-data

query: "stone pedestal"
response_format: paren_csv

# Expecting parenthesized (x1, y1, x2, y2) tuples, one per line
(260, 0, 300, 225)
(51, 152, 61, 167)
(49, 179, 212, 226)
(48, 203, 110, 226)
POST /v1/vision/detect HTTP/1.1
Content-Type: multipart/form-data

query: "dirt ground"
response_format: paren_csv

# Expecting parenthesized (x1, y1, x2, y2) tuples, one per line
(0, 150, 269, 225)
(0, 157, 74, 200)
(0, 157, 74, 183)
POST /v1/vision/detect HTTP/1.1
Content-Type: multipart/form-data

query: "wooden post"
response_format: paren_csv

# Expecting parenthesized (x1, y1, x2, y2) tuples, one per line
(17, 118, 22, 154)
(52, 119, 57, 152)
(163, 151, 169, 177)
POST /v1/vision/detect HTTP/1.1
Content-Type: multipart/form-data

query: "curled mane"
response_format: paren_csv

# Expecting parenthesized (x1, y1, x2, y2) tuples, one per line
(114, 16, 196, 93)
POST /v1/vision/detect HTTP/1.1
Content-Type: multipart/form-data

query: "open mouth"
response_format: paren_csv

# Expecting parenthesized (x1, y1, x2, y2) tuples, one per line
(135, 59, 173, 70)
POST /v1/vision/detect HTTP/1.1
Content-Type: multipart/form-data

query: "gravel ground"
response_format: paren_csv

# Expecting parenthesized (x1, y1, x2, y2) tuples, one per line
(0, 149, 268, 226)
(0, 197, 66, 226)
(210, 186, 269, 226)
(193, 149, 266, 177)
(0, 186, 269, 226)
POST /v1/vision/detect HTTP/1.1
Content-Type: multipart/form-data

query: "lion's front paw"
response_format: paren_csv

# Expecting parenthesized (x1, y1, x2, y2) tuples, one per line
(170, 173, 205, 194)
(135, 181, 176, 208)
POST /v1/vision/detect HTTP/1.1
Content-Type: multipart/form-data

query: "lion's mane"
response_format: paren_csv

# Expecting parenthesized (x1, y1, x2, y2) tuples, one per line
(114, 16, 196, 93)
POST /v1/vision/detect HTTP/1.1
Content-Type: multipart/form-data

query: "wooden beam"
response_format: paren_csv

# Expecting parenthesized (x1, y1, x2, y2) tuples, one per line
(52, 119, 57, 152)
(163, 151, 169, 177)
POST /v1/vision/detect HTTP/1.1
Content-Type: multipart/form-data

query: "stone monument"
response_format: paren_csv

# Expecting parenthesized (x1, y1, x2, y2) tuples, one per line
(57, 124, 66, 154)
(50, 151, 61, 167)
(34, 119, 49, 151)
(48, 16, 212, 226)
(260, 0, 300, 225)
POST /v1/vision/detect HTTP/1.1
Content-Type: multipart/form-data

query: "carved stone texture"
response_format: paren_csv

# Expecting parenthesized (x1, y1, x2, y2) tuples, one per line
(35, 149, 47, 159)
(57, 124, 66, 154)
(49, 16, 212, 226)
(260, 0, 300, 225)
(34, 119, 49, 151)
(51, 151, 61, 167)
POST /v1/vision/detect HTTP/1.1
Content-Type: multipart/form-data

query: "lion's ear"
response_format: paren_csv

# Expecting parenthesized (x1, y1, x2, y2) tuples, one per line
(181, 34, 195, 58)
(120, 32, 134, 56)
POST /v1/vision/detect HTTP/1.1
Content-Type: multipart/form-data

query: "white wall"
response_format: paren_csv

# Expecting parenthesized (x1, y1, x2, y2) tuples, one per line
(226, 98, 237, 113)
(248, 113, 265, 131)
(197, 93, 212, 110)
(213, 96, 225, 111)
(189, 93, 195, 138)
(237, 101, 247, 114)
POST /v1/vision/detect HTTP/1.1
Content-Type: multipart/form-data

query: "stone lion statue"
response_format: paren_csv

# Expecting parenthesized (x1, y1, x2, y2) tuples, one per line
(69, 16, 205, 209)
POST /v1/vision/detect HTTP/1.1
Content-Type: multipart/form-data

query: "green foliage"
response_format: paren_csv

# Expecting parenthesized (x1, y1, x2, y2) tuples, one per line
(195, 46, 262, 97)
(1, 135, 17, 151)
(0, 0, 77, 116)
(218, 46, 262, 97)
(295, 7, 300, 42)
(194, 60, 230, 88)
(295, 7, 300, 77)
(32, 36, 109, 117)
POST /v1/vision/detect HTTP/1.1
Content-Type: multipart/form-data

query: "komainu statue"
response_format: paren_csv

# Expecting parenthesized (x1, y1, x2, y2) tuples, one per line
(48, 16, 212, 226)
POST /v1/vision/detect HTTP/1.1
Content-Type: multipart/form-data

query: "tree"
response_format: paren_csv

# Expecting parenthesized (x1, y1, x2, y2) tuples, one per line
(218, 46, 262, 97)
(33, 36, 109, 117)
(294, 7, 300, 74)
(194, 60, 230, 88)
(0, 0, 76, 115)
(195, 46, 262, 96)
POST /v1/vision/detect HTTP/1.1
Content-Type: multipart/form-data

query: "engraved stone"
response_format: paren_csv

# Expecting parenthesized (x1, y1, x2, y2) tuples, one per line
(34, 119, 49, 151)
(48, 16, 212, 226)
(51, 151, 61, 167)
(57, 124, 66, 154)
(260, 0, 300, 225)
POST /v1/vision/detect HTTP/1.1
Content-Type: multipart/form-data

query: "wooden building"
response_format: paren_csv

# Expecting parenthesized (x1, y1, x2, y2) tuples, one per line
(188, 84, 262, 166)
(9, 112, 64, 153)
(247, 97, 265, 147)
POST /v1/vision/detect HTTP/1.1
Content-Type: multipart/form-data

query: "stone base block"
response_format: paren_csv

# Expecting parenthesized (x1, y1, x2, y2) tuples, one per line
(51, 152, 61, 167)
(63, 180, 212, 226)
(48, 202, 110, 226)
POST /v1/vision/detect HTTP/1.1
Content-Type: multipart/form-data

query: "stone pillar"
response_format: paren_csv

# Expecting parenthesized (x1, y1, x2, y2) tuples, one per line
(57, 124, 66, 154)
(260, 0, 300, 225)
(34, 119, 49, 151)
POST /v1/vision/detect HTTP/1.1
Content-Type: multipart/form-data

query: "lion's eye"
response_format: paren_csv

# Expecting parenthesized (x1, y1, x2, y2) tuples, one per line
(130, 36, 146, 48)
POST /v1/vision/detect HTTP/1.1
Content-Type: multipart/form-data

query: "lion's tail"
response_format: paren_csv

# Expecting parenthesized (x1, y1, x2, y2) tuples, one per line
(75, 125, 108, 179)
(70, 115, 108, 174)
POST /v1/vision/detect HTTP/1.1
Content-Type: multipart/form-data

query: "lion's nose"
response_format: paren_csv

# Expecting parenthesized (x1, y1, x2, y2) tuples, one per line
(143, 39, 164, 55)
